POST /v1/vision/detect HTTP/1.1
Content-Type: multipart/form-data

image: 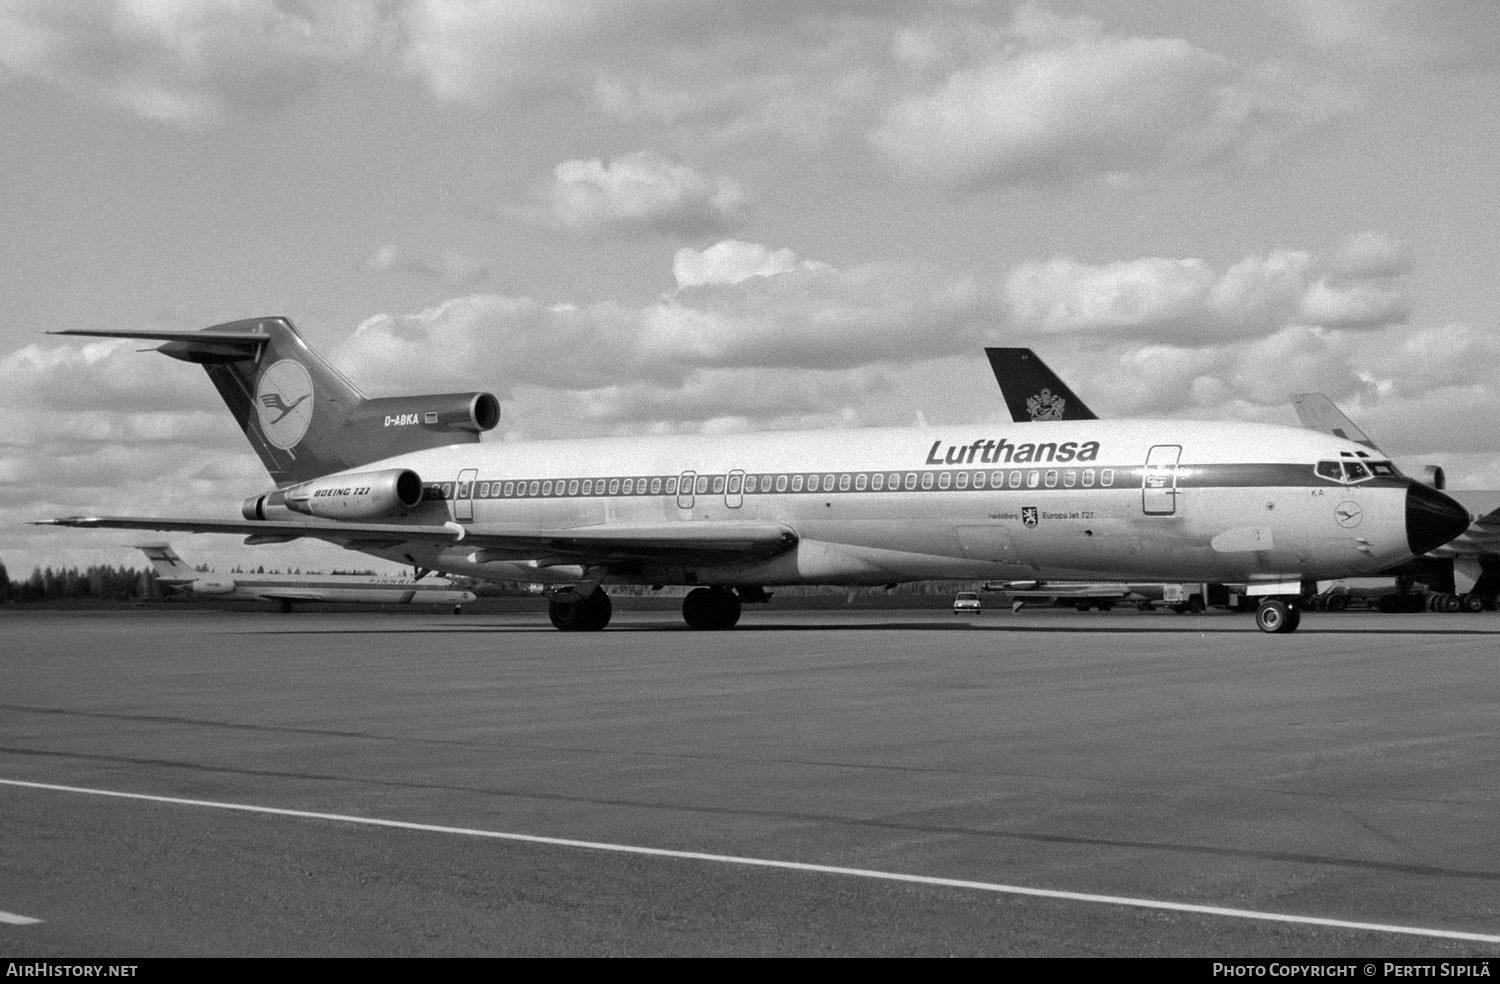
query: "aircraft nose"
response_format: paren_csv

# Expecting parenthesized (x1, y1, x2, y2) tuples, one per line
(1405, 482, 1470, 556)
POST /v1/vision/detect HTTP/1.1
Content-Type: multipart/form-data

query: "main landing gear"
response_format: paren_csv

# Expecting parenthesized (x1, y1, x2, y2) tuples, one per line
(682, 587, 742, 630)
(548, 587, 613, 631)
(1254, 598, 1302, 634)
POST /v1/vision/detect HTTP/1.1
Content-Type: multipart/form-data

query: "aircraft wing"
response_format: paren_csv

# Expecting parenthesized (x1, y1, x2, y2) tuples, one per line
(37, 515, 799, 566)
(246, 590, 331, 602)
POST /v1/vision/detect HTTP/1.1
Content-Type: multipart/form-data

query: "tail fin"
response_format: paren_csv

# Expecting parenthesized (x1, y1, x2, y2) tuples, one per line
(136, 542, 194, 578)
(1289, 393, 1381, 451)
(984, 348, 1097, 422)
(50, 317, 499, 485)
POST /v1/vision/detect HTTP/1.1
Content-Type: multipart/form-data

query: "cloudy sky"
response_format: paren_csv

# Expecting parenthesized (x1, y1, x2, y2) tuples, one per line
(3, 0, 1499, 577)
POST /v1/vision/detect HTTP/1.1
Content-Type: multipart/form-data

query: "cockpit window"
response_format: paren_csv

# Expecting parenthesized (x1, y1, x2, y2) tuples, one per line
(1315, 461, 1342, 482)
(1368, 461, 1399, 478)
(1343, 461, 1370, 482)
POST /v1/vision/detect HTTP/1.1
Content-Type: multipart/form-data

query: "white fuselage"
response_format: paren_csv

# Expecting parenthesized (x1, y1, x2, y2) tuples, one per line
(285, 419, 1427, 590)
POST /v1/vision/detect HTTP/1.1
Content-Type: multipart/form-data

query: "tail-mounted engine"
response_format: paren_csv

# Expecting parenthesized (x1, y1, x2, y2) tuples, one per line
(354, 393, 500, 435)
(263, 468, 425, 521)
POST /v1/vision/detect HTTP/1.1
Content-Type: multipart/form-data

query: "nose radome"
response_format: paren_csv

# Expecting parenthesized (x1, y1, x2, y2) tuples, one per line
(1406, 482, 1471, 557)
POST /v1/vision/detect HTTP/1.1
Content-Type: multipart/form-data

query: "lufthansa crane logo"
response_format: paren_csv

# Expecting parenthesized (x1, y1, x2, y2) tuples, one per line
(255, 360, 314, 451)
(1026, 389, 1066, 421)
(1335, 500, 1363, 529)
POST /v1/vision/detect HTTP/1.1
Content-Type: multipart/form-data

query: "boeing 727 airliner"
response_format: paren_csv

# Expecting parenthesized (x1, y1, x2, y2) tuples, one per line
(38, 318, 1471, 633)
(139, 543, 475, 613)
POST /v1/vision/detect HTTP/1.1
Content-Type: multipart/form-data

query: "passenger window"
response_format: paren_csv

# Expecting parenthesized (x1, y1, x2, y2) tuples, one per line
(776, 475, 788, 492)
(478, 482, 490, 497)
(938, 472, 952, 490)
(651, 477, 662, 494)
(1101, 469, 1114, 487)
(713, 476, 725, 494)
(905, 473, 918, 490)
(839, 474, 851, 491)
(1044, 470, 1057, 488)
(855, 473, 868, 491)
(728, 475, 741, 493)
(625, 478, 637, 494)
(823, 474, 835, 491)
(665, 478, 677, 495)
(503, 481, 515, 496)
(1063, 471, 1076, 488)
(608, 479, 620, 494)
(871, 473, 884, 490)
(696, 476, 709, 494)
(955, 472, 968, 489)
(792, 475, 804, 492)
(1081, 470, 1094, 488)
(528, 481, 540, 496)
(972, 472, 985, 489)
(1008, 471, 1021, 489)
(554, 482, 566, 496)
(568, 480, 579, 495)
(1027, 471, 1040, 488)
(541, 481, 553, 496)
(889, 472, 902, 489)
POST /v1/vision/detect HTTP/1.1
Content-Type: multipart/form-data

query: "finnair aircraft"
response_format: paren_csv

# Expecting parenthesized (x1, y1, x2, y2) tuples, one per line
(38, 318, 1470, 633)
(138, 543, 475, 613)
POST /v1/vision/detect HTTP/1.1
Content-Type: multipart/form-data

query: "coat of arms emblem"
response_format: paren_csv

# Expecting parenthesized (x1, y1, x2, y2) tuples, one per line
(1026, 388, 1066, 421)
(1022, 506, 1038, 527)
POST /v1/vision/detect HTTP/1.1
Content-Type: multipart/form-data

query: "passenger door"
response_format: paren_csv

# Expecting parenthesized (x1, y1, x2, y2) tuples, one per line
(454, 467, 478, 522)
(1142, 445, 1181, 516)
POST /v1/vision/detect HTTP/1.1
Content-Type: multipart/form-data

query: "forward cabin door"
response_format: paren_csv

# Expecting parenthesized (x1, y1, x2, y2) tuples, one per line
(1142, 445, 1182, 516)
(454, 467, 478, 522)
(677, 470, 696, 510)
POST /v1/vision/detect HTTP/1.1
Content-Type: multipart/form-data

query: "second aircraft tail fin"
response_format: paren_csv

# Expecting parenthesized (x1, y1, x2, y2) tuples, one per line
(984, 348, 1097, 422)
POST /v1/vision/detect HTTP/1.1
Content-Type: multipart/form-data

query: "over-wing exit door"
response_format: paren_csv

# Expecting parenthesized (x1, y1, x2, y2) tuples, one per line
(1142, 445, 1181, 516)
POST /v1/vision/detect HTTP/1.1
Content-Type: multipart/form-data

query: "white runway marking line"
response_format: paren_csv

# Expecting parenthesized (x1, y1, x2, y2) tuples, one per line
(4, 778, 1498, 945)
(0, 910, 42, 926)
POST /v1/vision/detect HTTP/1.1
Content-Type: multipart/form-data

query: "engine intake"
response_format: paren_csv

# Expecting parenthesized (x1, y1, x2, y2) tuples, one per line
(356, 392, 500, 435)
(283, 468, 424, 520)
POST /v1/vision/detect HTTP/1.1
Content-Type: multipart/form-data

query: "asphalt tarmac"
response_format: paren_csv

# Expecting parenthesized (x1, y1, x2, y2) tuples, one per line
(2, 605, 1498, 956)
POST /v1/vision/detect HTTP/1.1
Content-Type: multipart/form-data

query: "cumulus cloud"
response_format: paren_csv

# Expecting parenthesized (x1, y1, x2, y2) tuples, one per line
(870, 4, 1352, 186)
(672, 241, 834, 288)
(536, 151, 748, 237)
(334, 241, 995, 400)
(1004, 243, 1409, 344)
(0, 0, 382, 124)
